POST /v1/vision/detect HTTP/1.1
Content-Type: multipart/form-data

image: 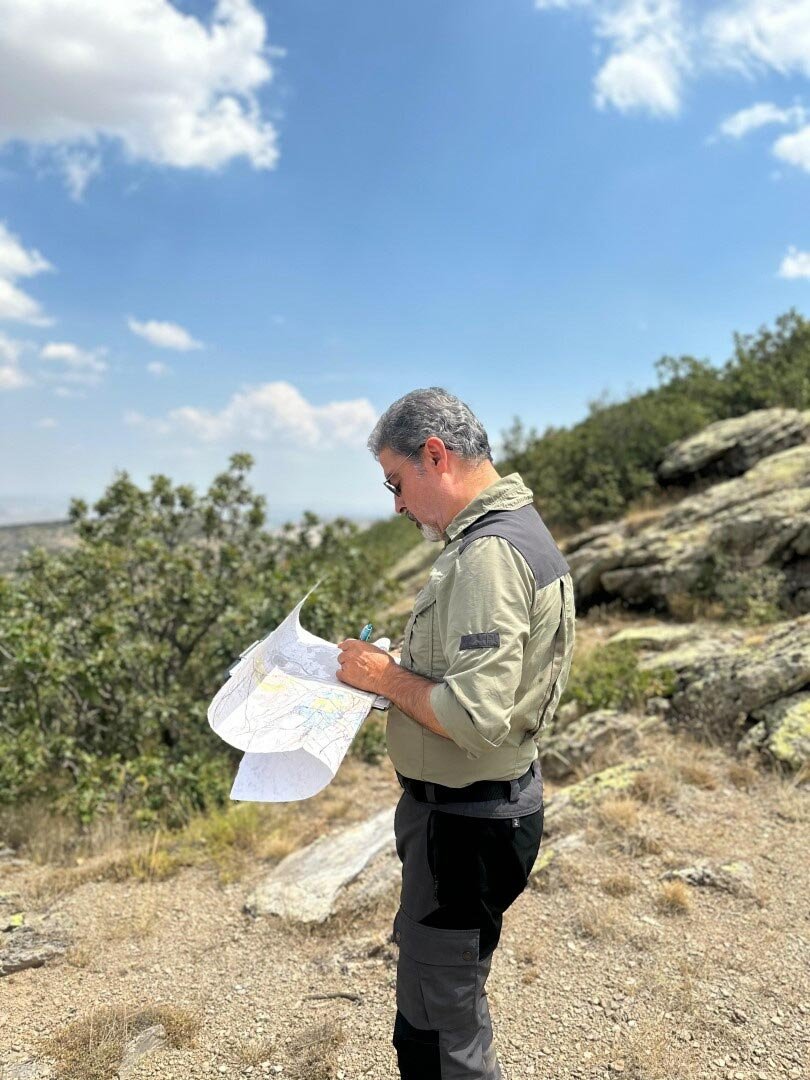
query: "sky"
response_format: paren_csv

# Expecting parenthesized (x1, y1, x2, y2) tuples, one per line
(1, 0, 809, 526)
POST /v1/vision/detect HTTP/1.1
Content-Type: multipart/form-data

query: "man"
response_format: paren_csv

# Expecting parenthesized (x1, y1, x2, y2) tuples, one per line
(337, 387, 576, 1080)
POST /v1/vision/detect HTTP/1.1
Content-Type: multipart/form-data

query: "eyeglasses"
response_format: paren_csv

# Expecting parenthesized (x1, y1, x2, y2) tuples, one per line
(383, 444, 425, 496)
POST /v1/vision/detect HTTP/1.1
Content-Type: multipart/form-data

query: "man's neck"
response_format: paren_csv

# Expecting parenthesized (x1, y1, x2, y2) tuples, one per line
(443, 462, 501, 528)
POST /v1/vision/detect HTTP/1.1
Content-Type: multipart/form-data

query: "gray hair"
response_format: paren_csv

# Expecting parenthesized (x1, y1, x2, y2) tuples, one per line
(367, 387, 492, 465)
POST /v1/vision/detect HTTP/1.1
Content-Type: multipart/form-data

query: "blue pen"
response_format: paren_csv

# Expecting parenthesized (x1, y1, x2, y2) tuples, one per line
(359, 622, 373, 641)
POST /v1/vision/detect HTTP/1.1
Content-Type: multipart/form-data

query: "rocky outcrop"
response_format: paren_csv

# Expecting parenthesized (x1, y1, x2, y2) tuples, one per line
(661, 861, 755, 897)
(598, 618, 810, 771)
(543, 761, 648, 837)
(246, 807, 398, 923)
(538, 709, 643, 779)
(656, 408, 810, 485)
(739, 691, 810, 771)
(563, 445, 810, 613)
(667, 615, 810, 738)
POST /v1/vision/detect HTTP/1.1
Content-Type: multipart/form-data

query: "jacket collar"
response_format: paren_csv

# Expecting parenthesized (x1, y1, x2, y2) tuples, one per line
(444, 472, 534, 542)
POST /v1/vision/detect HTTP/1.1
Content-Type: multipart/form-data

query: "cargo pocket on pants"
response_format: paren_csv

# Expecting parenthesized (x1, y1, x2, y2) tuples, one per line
(394, 908, 480, 1032)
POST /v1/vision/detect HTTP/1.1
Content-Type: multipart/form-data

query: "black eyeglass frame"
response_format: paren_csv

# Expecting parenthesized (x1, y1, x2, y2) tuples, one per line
(383, 443, 426, 497)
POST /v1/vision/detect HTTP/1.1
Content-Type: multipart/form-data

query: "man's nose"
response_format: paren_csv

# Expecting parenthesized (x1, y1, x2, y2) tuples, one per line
(395, 494, 406, 514)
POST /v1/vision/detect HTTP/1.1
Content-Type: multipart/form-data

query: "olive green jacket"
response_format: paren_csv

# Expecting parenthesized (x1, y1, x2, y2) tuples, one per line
(387, 473, 576, 786)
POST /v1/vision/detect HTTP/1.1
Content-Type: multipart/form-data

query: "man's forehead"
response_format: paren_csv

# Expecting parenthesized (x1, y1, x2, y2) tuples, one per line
(378, 447, 400, 474)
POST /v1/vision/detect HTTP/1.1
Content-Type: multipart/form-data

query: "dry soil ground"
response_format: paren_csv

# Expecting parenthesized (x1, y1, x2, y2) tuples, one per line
(2, 732, 808, 1080)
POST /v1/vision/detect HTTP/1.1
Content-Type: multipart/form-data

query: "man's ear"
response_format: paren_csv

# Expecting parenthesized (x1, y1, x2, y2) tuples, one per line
(424, 436, 449, 472)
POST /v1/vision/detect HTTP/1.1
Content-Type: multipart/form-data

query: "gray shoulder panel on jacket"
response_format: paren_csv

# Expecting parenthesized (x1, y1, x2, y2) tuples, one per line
(458, 504, 570, 589)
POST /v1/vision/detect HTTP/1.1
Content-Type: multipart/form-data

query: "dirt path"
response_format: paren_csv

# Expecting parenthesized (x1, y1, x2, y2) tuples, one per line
(2, 743, 808, 1080)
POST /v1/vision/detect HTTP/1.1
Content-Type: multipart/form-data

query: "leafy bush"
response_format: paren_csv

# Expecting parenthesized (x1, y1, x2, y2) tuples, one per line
(0, 454, 399, 825)
(560, 641, 676, 713)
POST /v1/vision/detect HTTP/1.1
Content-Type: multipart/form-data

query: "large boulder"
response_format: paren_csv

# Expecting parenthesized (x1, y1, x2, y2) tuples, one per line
(245, 806, 398, 923)
(667, 615, 810, 741)
(656, 408, 810, 485)
(538, 709, 641, 779)
(563, 445, 810, 613)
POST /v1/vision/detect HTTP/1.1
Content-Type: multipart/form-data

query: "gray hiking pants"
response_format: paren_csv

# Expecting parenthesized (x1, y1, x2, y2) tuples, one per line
(391, 788, 544, 1079)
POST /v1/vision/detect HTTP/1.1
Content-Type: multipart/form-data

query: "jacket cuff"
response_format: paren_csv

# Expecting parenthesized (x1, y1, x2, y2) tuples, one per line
(430, 682, 499, 759)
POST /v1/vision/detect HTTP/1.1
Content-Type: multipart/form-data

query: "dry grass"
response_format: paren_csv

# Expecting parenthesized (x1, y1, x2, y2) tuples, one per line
(39, 1003, 200, 1080)
(593, 796, 663, 856)
(619, 1012, 705, 1079)
(236, 1035, 277, 1066)
(725, 760, 764, 794)
(678, 762, 717, 789)
(284, 1018, 346, 1080)
(597, 796, 641, 832)
(600, 871, 637, 897)
(655, 880, 692, 915)
(631, 766, 679, 805)
(570, 897, 624, 941)
(11, 763, 382, 907)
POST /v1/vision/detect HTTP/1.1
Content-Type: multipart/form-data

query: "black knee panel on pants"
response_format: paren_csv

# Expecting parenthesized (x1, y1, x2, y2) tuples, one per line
(393, 1010, 441, 1079)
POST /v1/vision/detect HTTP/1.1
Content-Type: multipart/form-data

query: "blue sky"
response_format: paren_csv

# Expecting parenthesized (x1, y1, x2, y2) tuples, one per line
(1, 0, 810, 525)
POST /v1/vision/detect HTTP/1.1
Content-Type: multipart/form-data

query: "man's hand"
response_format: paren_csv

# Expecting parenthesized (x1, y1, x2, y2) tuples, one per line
(336, 639, 396, 694)
(337, 638, 453, 741)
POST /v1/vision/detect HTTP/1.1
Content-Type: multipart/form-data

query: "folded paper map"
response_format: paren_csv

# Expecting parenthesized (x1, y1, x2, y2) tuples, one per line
(208, 592, 390, 802)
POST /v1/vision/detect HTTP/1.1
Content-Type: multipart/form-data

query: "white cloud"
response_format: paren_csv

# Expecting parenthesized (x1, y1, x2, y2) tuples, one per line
(0, 222, 53, 325)
(128, 317, 203, 351)
(718, 101, 806, 138)
(0, 330, 30, 389)
(778, 246, 810, 279)
(773, 124, 810, 172)
(58, 147, 102, 201)
(0, 366, 28, 389)
(35, 417, 57, 428)
(147, 360, 172, 377)
(535, 1, 810, 134)
(126, 381, 378, 448)
(593, 1, 689, 117)
(705, 1, 810, 78)
(0, 0, 280, 196)
(535, 1, 689, 116)
(40, 340, 108, 386)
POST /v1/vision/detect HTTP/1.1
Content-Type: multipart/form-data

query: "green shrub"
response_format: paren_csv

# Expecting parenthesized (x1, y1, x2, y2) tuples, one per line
(561, 641, 677, 713)
(0, 454, 400, 825)
(691, 552, 786, 625)
(350, 713, 388, 764)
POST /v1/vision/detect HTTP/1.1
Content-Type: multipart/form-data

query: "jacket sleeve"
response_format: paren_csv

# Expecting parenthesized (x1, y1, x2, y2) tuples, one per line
(429, 536, 535, 758)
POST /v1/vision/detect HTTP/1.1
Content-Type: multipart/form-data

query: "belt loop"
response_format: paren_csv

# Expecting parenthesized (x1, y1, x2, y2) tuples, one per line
(424, 782, 437, 804)
(509, 779, 520, 803)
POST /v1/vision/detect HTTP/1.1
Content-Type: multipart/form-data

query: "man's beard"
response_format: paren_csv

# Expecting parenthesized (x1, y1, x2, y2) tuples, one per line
(407, 512, 444, 543)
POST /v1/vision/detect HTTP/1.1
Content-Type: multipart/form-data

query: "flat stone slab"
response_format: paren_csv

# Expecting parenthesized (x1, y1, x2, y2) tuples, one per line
(246, 806, 398, 923)
(118, 1024, 167, 1079)
(0, 928, 69, 977)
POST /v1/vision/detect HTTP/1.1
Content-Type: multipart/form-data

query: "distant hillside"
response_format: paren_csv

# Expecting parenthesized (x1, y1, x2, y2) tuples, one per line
(0, 519, 77, 574)
(498, 309, 810, 533)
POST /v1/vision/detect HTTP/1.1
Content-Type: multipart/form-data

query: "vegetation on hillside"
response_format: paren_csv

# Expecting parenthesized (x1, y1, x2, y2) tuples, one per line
(2, 309, 807, 830)
(498, 310, 810, 532)
(0, 454, 401, 826)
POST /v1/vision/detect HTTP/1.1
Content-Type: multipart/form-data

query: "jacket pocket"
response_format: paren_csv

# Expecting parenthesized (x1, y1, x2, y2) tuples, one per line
(405, 584, 438, 678)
